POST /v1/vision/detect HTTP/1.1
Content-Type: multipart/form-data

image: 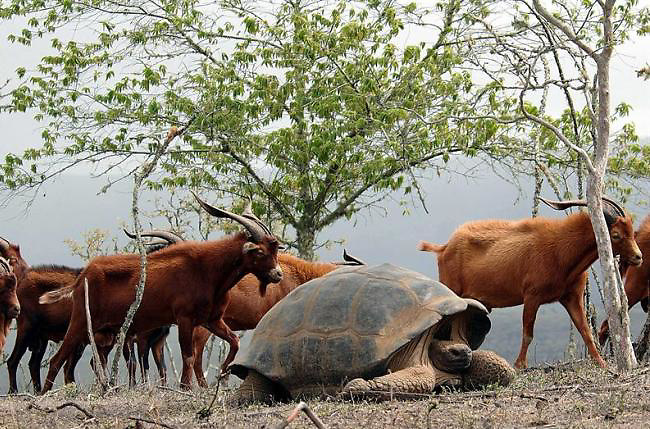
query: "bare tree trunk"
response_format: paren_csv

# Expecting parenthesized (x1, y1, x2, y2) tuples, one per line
(532, 0, 636, 372)
(85, 278, 108, 389)
(635, 312, 650, 363)
(587, 1, 636, 371)
(109, 125, 191, 385)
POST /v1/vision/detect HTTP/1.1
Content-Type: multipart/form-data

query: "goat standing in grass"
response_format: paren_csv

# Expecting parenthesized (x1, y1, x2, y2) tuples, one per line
(418, 197, 642, 369)
(126, 229, 364, 388)
(39, 194, 282, 392)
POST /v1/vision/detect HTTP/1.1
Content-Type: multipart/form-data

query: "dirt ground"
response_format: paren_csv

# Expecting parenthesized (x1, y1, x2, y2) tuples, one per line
(1, 361, 649, 428)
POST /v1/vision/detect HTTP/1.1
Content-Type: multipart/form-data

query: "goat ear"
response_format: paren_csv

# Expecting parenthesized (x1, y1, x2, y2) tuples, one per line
(242, 242, 260, 254)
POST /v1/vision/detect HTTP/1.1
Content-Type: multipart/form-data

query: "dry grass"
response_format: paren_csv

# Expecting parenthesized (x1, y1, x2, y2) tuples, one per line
(1, 361, 649, 428)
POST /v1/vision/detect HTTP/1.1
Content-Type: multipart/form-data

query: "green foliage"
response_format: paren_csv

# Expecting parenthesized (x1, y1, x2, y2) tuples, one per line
(460, 0, 650, 203)
(0, 0, 520, 257)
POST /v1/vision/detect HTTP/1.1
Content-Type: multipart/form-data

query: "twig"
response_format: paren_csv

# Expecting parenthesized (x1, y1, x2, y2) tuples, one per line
(0, 393, 37, 399)
(85, 278, 108, 390)
(520, 393, 549, 401)
(28, 401, 94, 419)
(128, 416, 177, 429)
(164, 340, 180, 383)
(156, 385, 197, 397)
(197, 369, 229, 419)
(274, 401, 327, 429)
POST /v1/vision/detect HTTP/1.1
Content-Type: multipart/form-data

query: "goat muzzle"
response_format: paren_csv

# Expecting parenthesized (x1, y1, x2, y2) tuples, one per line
(628, 254, 643, 267)
(6, 304, 20, 319)
(268, 266, 283, 283)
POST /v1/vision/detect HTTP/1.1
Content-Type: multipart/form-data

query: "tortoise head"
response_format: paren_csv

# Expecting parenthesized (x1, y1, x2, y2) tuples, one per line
(428, 300, 491, 373)
(429, 339, 472, 372)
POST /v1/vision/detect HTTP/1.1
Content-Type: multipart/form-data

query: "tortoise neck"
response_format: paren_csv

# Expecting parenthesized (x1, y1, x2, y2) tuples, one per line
(387, 326, 435, 373)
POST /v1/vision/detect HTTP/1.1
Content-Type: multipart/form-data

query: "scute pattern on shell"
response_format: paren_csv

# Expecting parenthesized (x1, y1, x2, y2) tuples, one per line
(231, 263, 488, 394)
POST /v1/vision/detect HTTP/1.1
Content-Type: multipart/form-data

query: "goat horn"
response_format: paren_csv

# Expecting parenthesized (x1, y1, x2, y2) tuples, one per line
(0, 256, 10, 274)
(540, 196, 626, 218)
(538, 197, 586, 211)
(123, 229, 185, 244)
(601, 196, 625, 218)
(342, 249, 366, 265)
(191, 191, 269, 242)
(241, 199, 274, 237)
(0, 236, 11, 253)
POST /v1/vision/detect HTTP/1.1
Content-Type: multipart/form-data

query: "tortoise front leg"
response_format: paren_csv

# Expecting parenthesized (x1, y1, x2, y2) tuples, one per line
(463, 350, 515, 389)
(233, 370, 278, 405)
(342, 365, 436, 399)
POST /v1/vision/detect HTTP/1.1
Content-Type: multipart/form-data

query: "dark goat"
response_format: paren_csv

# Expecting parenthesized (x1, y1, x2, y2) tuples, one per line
(39, 194, 282, 391)
(418, 197, 642, 369)
(6, 265, 82, 393)
(0, 236, 29, 353)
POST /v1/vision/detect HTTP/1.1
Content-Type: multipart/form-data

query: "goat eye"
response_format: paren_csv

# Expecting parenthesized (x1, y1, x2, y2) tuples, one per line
(611, 234, 621, 241)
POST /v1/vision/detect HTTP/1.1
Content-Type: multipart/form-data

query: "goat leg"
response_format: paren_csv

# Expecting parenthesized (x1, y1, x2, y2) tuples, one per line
(514, 297, 541, 369)
(560, 291, 606, 368)
(205, 318, 239, 373)
(177, 318, 196, 390)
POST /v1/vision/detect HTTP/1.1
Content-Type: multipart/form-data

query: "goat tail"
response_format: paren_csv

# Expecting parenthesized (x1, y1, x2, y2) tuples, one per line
(39, 285, 74, 304)
(417, 240, 446, 254)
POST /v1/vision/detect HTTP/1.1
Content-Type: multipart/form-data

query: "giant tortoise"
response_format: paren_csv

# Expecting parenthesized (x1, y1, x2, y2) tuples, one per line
(230, 263, 514, 403)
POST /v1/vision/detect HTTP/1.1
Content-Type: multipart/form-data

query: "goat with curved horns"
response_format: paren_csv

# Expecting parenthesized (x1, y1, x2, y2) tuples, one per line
(39, 193, 282, 392)
(124, 229, 366, 387)
(418, 197, 642, 369)
(598, 214, 650, 345)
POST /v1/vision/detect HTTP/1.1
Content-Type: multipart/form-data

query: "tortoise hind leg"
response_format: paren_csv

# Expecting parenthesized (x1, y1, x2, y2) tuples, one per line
(463, 350, 515, 389)
(233, 370, 282, 405)
(341, 365, 436, 400)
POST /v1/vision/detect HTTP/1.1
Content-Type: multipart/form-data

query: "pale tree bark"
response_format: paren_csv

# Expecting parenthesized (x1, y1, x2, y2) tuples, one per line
(84, 278, 108, 390)
(109, 123, 194, 385)
(635, 312, 650, 363)
(530, 0, 636, 371)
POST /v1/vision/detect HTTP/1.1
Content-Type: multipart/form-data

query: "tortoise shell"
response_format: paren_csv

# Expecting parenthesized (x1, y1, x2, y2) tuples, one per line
(230, 263, 490, 393)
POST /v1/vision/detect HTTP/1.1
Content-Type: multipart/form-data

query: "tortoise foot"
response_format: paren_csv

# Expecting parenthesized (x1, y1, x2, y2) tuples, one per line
(231, 370, 277, 406)
(340, 366, 436, 400)
(463, 350, 515, 389)
(341, 378, 371, 395)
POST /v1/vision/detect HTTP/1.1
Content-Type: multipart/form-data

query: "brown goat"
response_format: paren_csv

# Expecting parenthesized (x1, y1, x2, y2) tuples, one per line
(6, 265, 83, 393)
(598, 215, 650, 345)
(0, 237, 29, 353)
(418, 198, 642, 369)
(190, 252, 363, 387)
(39, 195, 282, 392)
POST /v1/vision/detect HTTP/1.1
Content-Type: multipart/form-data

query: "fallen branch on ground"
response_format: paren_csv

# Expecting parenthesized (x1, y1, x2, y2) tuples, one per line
(275, 401, 327, 429)
(128, 416, 177, 429)
(28, 401, 94, 419)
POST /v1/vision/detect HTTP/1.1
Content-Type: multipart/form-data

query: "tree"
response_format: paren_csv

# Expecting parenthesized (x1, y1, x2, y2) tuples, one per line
(0, 0, 514, 259)
(465, 0, 650, 371)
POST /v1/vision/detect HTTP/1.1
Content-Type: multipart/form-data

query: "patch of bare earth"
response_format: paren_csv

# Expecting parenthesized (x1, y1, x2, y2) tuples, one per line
(1, 361, 649, 428)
